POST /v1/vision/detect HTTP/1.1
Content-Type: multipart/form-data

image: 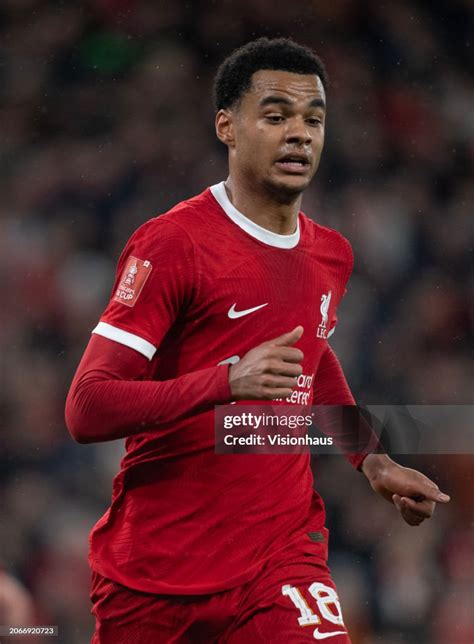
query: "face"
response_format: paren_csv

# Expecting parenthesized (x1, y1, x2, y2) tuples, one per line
(216, 69, 326, 201)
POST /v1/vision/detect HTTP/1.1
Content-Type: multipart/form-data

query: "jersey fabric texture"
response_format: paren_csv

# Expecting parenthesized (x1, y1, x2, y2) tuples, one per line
(88, 182, 356, 595)
(90, 527, 351, 643)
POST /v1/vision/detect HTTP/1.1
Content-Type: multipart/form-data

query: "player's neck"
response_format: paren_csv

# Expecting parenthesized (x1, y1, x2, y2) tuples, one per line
(224, 177, 301, 235)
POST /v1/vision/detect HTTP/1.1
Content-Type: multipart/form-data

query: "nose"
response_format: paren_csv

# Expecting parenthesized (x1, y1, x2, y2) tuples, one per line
(285, 116, 312, 146)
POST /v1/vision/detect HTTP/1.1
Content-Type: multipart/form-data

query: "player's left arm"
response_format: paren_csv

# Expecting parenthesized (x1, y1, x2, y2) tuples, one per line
(315, 235, 450, 524)
(312, 345, 450, 525)
(311, 343, 381, 470)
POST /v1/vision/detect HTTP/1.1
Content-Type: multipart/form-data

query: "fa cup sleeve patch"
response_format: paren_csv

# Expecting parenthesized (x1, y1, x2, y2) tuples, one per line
(114, 256, 152, 307)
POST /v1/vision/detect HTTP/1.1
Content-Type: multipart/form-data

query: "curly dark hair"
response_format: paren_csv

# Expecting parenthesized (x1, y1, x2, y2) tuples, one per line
(213, 37, 328, 112)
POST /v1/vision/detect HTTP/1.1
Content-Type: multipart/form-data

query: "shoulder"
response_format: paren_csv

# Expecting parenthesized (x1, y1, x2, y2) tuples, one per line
(300, 212, 353, 267)
(126, 188, 216, 254)
(160, 187, 219, 233)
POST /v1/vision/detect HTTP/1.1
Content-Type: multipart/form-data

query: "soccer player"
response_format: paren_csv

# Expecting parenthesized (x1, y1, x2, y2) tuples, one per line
(65, 38, 450, 643)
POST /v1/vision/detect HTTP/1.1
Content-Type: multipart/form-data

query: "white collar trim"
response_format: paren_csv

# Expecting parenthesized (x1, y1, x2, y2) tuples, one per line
(210, 181, 300, 249)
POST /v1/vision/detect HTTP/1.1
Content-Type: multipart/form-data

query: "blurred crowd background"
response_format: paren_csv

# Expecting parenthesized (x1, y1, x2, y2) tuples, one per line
(0, 0, 472, 642)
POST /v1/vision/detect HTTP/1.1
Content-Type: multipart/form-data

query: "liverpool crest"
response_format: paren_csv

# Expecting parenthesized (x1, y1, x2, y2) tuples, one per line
(317, 290, 332, 339)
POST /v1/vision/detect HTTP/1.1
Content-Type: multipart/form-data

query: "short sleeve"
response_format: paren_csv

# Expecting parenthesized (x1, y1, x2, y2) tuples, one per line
(92, 218, 194, 360)
(327, 235, 354, 339)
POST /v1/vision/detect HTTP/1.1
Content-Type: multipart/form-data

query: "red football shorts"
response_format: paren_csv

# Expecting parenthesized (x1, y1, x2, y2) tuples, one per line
(90, 528, 351, 643)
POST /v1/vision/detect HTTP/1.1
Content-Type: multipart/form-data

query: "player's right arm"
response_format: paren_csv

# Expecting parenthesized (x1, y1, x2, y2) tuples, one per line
(65, 219, 304, 444)
(65, 334, 233, 443)
(65, 218, 234, 443)
(66, 326, 304, 444)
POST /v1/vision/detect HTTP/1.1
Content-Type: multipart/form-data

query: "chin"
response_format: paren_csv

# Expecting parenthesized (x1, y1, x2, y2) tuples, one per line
(264, 175, 311, 203)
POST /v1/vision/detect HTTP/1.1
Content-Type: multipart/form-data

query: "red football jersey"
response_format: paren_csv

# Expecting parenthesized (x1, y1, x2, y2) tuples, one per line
(89, 182, 354, 594)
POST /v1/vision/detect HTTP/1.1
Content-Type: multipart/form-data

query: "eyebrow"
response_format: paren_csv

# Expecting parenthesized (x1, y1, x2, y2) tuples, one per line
(259, 96, 326, 110)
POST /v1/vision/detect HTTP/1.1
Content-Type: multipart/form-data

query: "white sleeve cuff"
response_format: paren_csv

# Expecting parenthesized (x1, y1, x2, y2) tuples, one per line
(92, 321, 157, 360)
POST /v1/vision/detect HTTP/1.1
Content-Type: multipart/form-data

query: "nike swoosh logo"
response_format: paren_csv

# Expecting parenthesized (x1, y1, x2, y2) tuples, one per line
(227, 303, 268, 319)
(313, 628, 347, 640)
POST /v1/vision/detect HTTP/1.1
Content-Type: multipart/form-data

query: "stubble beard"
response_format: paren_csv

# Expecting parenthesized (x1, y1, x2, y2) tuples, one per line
(262, 174, 312, 205)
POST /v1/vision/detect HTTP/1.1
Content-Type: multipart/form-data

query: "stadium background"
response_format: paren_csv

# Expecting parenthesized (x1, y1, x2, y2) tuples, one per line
(0, 0, 472, 642)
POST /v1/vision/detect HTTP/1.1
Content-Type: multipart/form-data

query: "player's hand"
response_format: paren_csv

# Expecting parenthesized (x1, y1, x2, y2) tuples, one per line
(361, 454, 450, 526)
(228, 326, 304, 400)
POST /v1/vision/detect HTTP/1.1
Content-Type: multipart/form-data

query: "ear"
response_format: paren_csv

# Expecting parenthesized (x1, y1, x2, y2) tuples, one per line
(215, 109, 236, 148)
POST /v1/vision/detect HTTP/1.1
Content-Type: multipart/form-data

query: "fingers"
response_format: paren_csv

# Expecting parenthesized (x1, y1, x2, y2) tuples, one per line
(391, 468, 450, 504)
(266, 359, 303, 377)
(274, 346, 305, 364)
(270, 326, 304, 347)
(421, 485, 451, 504)
(393, 494, 423, 526)
(264, 388, 294, 400)
(402, 496, 436, 519)
(393, 494, 436, 526)
(229, 327, 305, 400)
(260, 372, 303, 399)
(262, 375, 300, 390)
(406, 484, 450, 504)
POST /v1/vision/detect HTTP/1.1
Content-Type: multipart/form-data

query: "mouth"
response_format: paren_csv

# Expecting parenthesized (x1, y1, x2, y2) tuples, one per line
(275, 153, 311, 175)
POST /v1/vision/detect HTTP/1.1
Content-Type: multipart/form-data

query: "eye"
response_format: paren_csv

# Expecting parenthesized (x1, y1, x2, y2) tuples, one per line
(307, 117, 323, 126)
(266, 115, 285, 123)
